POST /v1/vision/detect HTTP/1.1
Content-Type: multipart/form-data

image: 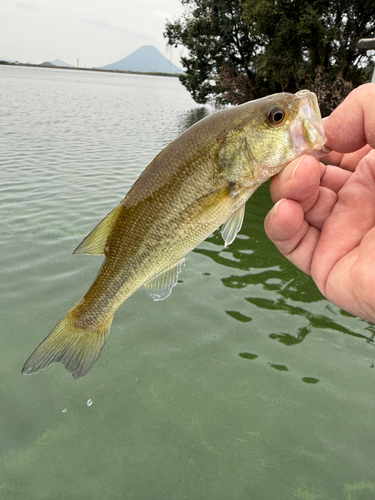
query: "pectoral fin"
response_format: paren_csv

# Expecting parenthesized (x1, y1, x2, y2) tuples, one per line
(221, 204, 245, 246)
(144, 259, 185, 301)
(74, 204, 123, 255)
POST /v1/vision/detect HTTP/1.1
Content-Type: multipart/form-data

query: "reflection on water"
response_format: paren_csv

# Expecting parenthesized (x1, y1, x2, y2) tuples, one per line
(178, 106, 212, 132)
(195, 182, 375, 350)
(246, 297, 370, 342)
(225, 310, 252, 323)
(302, 376, 320, 384)
(268, 325, 311, 346)
(196, 179, 375, 388)
(239, 352, 258, 360)
(269, 363, 289, 372)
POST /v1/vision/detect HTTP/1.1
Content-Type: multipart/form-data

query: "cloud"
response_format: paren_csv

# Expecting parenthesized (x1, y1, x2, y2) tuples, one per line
(80, 17, 112, 29)
(17, 2, 38, 11)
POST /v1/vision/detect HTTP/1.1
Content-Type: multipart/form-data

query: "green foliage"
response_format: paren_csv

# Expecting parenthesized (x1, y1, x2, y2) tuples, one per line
(164, 0, 261, 104)
(165, 0, 375, 114)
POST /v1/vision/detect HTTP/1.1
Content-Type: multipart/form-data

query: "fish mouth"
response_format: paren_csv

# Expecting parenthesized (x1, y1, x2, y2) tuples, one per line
(291, 91, 331, 158)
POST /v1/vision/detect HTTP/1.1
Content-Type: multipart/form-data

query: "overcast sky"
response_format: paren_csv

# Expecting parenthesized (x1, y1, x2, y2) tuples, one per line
(1, 0, 186, 67)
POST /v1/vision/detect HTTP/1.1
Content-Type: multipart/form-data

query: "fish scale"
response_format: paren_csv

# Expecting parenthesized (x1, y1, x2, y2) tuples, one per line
(22, 90, 327, 379)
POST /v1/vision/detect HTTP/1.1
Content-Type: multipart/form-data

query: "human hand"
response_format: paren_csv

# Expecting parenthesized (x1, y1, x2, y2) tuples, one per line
(265, 83, 375, 323)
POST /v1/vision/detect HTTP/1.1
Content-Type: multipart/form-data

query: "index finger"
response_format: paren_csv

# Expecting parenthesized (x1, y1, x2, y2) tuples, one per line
(324, 83, 375, 153)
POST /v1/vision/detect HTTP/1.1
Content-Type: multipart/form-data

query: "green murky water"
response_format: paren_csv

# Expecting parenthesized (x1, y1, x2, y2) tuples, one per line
(1, 66, 375, 500)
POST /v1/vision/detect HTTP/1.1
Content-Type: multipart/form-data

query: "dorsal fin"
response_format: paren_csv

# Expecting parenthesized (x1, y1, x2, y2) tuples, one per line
(221, 204, 245, 247)
(144, 259, 185, 301)
(73, 204, 123, 255)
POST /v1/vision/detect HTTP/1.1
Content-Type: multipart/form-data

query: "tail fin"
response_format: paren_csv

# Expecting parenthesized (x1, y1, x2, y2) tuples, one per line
(22, 312, 113, 379)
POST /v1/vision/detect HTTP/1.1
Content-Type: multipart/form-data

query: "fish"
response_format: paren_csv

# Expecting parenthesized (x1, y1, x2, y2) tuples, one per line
(22, 89, 327, 379)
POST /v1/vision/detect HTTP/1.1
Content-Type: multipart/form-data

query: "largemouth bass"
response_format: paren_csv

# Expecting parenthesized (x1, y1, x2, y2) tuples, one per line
(22, 90, 327, 379)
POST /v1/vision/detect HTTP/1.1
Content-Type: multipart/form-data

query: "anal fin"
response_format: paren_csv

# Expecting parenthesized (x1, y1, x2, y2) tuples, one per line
(221, 204, 245, 247)
(144, 259, 185, 301)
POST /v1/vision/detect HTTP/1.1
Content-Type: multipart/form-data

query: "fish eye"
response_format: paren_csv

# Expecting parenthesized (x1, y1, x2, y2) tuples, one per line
(268, 106, 285, 126)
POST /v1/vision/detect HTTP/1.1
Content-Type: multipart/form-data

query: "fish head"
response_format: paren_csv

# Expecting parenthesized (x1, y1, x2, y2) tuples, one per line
(245, 89, 329, 167)
(219, 90, 328, 187)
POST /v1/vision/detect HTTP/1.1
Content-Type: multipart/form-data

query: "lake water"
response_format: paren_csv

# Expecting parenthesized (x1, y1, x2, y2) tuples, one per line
(1, 65, 375, 500)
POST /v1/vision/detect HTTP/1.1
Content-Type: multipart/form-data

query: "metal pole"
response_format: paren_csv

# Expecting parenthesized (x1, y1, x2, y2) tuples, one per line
(357, 38, 375, 83)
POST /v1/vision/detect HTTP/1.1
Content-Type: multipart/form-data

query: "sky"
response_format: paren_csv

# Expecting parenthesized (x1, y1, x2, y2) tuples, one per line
(1, 0, 186, 68)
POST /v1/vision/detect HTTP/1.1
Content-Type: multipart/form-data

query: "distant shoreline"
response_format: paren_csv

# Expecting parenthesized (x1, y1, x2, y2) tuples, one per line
(0, 60, 182, 78)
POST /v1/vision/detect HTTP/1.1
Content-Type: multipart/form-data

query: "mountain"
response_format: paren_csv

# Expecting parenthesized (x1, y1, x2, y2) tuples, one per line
(101, 45, 184, 74)
(51, 59, 73, 67)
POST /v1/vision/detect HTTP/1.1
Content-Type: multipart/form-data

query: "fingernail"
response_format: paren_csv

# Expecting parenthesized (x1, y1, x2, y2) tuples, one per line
(281, 155, 306, 181)
(269, 199, 284, 219)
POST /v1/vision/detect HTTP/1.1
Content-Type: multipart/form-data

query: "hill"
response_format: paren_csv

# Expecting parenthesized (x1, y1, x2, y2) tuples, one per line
(101, 46, 183, 74)
(51, 59, 73, 67)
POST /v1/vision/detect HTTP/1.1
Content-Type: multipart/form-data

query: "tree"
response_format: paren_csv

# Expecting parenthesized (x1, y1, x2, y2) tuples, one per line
(165, 0, 375, 114)
(164, 0, 262, 104)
